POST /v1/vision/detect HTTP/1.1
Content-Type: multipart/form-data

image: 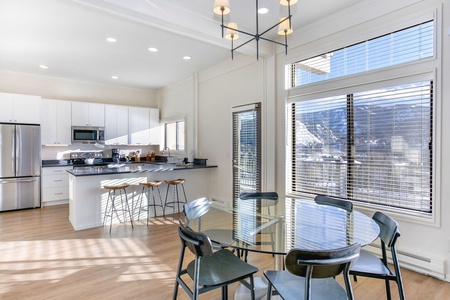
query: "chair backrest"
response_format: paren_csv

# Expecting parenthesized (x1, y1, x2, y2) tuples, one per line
(183, 197, 211, 227)
(285, 243, 361, 279)
(314, 195, 353, 212)
(372, 211, 400, 248)
(240, 192, 279, 200)
(178, 221, 214, 258)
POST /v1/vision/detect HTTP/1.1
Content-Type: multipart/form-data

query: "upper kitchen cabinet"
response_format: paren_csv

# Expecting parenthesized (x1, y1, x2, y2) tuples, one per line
(41, 99, 72, 145)
(129, 106, 149, 145)
(128, 107, 160, 145)
(149, 108, 160, 145)
(71, 102, 105, 127)
(0, 92, 41, 124)
(105, 104, 128, 145)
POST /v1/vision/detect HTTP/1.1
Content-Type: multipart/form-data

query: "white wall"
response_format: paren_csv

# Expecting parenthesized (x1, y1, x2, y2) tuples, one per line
(157, 0, 450, 280)
(0, 69, 157, 107)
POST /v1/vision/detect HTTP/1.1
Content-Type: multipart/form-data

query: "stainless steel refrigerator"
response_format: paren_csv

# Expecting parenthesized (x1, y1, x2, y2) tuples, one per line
(0, 124, 41, 211)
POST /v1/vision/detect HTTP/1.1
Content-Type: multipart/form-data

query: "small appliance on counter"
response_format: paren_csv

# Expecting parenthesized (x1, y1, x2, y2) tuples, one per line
(111, 148, 120, 163)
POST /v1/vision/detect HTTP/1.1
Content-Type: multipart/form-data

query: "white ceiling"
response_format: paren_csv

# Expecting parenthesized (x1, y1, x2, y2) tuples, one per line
(0, 0, 362, 90)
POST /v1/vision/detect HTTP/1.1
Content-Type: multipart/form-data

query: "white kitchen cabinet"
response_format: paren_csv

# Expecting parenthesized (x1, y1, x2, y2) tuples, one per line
(0, 92, 41, 124)
(41, 99, 72, 145)
(129, 106, 150, 145)
(105, 104, 129, 145)
(42, 166, 72, 206)
(71, 102, 105, 127)
(149, 108, 160, 145)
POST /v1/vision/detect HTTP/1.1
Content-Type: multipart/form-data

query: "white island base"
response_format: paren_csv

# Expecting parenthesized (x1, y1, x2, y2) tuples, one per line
(68, 169, 214, 231)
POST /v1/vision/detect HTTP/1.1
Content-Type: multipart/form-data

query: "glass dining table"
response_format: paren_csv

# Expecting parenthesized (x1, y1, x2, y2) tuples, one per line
(187, 197, 380, 256)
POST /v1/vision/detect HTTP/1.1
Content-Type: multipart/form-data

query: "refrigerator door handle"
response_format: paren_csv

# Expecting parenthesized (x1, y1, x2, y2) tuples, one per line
(0, 178, 38, 184)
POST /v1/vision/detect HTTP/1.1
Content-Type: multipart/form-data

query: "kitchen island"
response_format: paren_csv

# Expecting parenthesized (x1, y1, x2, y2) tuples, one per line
(67, 162, 217, 230)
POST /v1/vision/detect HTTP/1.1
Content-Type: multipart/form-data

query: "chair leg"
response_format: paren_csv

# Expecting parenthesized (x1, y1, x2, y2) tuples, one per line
(221, 285, 228, 300)
(249, 275, 255, 300)
(266, 281, 273, 300)
(385, 279, 392, 300)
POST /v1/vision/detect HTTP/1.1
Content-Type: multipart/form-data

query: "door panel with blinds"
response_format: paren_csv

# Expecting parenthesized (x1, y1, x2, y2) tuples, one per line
(289, 80, 433, 213)
(232, 104, 261, 199)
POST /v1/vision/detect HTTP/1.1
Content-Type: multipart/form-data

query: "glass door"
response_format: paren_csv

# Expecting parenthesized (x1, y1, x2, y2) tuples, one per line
(232, 103, 261, 198)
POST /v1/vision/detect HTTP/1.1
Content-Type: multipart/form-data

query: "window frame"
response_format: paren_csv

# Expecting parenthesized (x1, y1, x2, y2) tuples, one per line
(160, 115, 186, 155)
(284, 17, 441, 226)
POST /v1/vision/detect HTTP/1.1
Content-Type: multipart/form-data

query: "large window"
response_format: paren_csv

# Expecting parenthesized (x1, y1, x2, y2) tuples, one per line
(289, 80, 433, 213)
(288, 21, 433, 88)
(287, 20, 435, 215)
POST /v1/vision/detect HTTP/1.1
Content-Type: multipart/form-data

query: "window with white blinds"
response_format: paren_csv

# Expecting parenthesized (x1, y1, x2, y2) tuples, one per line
(289, 80, 433, 213)
(289, 21, 434, 88)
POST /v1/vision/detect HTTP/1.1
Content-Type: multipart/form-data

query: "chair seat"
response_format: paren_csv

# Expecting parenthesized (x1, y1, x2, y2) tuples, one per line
(165, 179, 185, 185)
(103, 184, 129, 190)
(139, 180, 162, 187)
(264, 270, 348, 300)
(350, 250, 392, 276)
(186, 249, 258, 287)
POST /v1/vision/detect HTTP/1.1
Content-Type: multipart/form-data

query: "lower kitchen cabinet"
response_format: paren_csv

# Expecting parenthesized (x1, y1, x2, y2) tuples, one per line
(42, 166, 72, 206)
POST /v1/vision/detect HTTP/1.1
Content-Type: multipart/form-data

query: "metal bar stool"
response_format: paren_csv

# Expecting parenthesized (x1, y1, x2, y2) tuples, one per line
(102, 183, 134, 232)
(136, 180, 163, 225)
(163, 178, 188, 218)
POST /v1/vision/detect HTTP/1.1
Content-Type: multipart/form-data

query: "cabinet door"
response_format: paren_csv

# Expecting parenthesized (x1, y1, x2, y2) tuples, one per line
(55, 100, 72, 144)
(105, 104, 128, 145)
(149, 108, 160, 145)
(0, 93, 14, 122)
(88, 103, 105, 127)
(40, 99, 57, 144)
(129, 106, 150, 144)
(71, 102, 90, 126)
(13, 94, 41, 124)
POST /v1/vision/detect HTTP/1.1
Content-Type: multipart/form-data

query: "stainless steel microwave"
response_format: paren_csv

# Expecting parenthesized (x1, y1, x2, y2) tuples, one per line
(72, 126, 105, 144)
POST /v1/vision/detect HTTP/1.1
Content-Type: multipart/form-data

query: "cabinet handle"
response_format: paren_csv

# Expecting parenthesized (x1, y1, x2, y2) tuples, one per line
(54, 179, 63, 182)
(54, 192, 63, 195)
(54, 170, 63, 173)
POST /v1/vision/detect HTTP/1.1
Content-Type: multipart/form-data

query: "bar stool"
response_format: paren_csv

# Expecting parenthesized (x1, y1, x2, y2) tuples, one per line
(163, 178, 188, 218)
(102, 183, 134, 232)
(136, 180, 163, 225)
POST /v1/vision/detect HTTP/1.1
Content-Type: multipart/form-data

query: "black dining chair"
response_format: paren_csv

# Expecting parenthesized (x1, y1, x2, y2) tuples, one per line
(173, 221, 259, 300)
(314, 195, 353, 212)
(264, 243, 361, 300)
(182, 197, 235, 249)
(350, 211, 406, 300)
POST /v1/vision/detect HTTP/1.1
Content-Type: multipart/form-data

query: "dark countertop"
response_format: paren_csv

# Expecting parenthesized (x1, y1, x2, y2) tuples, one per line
(66, 162, 217, 177)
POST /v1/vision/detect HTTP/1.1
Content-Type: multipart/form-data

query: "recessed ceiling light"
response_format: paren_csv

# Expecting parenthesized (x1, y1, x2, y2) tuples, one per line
(183, 56, 191, 60)
(148, 47, 158, 52)
(106, 37, 117, 43)
(111, 76, 119, 79)
(39, 65, 48, 69)
(258, 7, 269, 14)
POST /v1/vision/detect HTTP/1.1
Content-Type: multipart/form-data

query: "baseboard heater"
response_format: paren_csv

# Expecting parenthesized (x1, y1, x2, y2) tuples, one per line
(364, 244, 446, 281)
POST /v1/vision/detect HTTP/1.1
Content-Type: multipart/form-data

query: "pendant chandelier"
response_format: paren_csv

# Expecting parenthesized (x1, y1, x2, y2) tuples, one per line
(213, 0, 297, 60)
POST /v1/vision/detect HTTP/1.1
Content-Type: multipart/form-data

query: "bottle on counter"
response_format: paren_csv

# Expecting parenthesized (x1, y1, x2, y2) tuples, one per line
(151, 151, 155, 161)
(146, 153, 151, 161)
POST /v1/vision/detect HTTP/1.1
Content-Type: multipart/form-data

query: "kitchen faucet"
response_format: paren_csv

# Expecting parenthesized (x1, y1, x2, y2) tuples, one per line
(162, 147, 171, 157)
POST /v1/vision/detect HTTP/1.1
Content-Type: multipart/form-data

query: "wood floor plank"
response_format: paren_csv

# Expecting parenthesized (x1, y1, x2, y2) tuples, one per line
(0, 205, 448, 299)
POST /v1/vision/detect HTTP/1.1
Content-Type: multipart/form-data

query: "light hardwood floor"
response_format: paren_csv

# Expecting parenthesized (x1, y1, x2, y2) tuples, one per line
(0, 205, 449, 299)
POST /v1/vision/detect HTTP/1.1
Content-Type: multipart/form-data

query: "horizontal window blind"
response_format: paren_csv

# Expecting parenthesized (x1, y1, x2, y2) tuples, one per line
(290, 21, 434, 88)
(290, 80, 433, 213)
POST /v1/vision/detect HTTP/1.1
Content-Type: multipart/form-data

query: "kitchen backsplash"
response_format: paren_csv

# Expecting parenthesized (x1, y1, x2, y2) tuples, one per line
(41, 144, 160, 160)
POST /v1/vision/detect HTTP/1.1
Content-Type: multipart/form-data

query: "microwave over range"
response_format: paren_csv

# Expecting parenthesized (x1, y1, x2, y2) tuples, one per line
(72, 126, 105, 144)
